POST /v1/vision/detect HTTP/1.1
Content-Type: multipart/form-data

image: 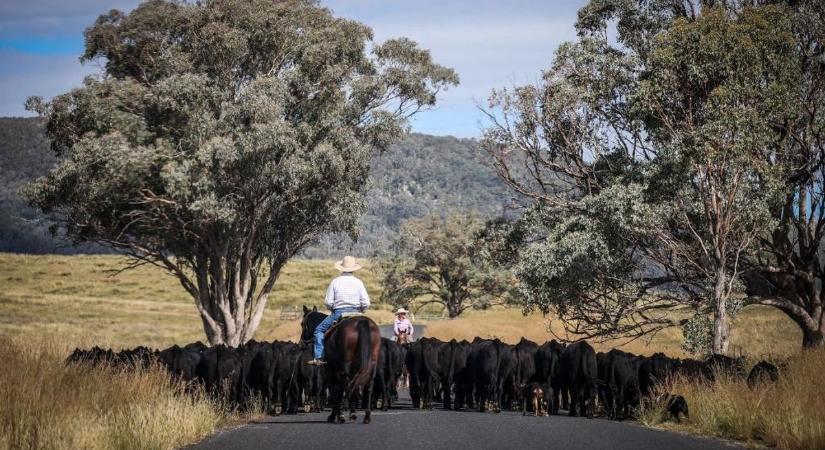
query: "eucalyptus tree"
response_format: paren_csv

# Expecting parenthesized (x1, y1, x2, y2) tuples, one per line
(741, 0, 825, 347)
(25, 0, 458, 346)
(379, 214, 511, 318)
(482, 0, 801, 353)
(637, 6, 793, 353)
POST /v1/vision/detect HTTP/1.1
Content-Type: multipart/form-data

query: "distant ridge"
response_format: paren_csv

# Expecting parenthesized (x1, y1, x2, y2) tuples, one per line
(0, 118, 508, 256)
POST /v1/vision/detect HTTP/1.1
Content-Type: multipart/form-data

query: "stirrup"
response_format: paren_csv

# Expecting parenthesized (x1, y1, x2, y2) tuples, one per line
(306, 359, 326, 366)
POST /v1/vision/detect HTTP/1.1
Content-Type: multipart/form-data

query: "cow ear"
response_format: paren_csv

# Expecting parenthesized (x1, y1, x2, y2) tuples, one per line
(313, 306, 318, 312)
(303, 305, 309, 315)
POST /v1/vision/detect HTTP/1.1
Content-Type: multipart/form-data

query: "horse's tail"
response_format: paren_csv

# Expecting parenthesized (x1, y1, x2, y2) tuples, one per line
(348, 318, 375, 397)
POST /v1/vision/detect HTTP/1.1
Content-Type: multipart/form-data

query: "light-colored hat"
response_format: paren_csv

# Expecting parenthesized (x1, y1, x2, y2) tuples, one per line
(395, 308, 408, 315)
(334, 255, 362, 272)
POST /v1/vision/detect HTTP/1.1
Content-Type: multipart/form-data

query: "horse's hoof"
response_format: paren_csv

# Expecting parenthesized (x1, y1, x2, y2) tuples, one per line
(349, 413, 357, 421)
(274, 405, 282, 416)
(303, 404, 311, 413)
(363, 415, 371, 424)
(337, 415, 346, 424)
(376, 399, 383, 409)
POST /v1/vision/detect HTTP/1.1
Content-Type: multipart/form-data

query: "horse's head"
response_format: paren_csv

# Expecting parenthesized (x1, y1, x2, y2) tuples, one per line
(300, 305, 326, 343)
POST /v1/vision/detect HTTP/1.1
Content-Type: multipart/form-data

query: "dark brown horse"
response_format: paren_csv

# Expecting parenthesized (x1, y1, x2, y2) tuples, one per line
(301, 306, 381, 424)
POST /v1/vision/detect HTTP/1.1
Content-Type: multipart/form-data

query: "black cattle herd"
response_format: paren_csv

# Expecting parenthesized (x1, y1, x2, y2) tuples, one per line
(67, 335, 780, 421)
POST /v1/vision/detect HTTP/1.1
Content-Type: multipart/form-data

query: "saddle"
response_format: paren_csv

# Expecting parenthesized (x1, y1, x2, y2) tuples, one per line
(323, 312, 365, 339)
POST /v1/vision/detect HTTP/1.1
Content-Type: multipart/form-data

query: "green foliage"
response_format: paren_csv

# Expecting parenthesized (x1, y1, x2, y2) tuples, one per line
(483, 1, 807, 345)
(379, 213, 511, 318)
(682, 313, 713, 355)
(0, 121, 506, 257)
(516, 183, 658, 315)
(22, 0, 457, 345)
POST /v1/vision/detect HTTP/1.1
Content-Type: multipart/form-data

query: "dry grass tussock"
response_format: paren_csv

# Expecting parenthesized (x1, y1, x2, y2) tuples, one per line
(0, 336, 231, 450)
(639, 348, 825, 450)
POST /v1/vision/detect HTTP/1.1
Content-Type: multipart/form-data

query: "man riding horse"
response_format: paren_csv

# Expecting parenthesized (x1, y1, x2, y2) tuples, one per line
(301, 256, 381, 424)
(307, 256, 371, 365)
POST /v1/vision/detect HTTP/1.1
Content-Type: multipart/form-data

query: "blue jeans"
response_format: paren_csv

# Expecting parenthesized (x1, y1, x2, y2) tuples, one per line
(314, 307, 360, 360)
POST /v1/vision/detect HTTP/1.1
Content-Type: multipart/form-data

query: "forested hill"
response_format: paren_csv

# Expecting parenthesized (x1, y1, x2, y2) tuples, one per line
(0, 117, 509, 256)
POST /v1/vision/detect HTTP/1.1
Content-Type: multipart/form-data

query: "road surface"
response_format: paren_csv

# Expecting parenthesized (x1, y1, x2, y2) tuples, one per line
(190, 390, 738, 450)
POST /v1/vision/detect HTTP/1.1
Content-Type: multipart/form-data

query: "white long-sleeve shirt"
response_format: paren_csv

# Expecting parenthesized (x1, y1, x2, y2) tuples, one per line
(394, 317, 414, 338)
(324, 273, 370, 311)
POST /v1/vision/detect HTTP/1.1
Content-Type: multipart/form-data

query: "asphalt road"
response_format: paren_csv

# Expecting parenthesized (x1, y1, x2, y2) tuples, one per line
(190, 390, 738, 450)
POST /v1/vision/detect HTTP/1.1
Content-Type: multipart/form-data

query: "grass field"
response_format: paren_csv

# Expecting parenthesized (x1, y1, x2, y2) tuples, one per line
(0, 253, 801, 357)
(0, 252, 814, 449)
(0, 253, 391, 349)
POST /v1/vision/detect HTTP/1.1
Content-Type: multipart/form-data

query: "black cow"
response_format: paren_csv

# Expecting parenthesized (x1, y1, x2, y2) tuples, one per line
(471, 339, 514, 413)
(747, 360, 779, 389)
(510, 338, 538, 409)
(116, 346, 158, 369)
(535, 340, 565, 414)
(454, 340, 476, 410)
(296, 342, 325, 412)
(705, 354, 746, 380)
(372, 338, 400, 411)
(66, 346, 115, 367)
(437, 339, 470, 410)
(674, 358, 712, 382)
(598, 349, 641, 420)
(389, 340, 406, 402)
(158, 344, 203, 382)
(279, 342, 303, 414)
(196, 345, 244, 406)
(238, 340, 277, 410)
(559, 341, 599, 418)
(406, 337, 442, 409)
(638, 352, 676, 396)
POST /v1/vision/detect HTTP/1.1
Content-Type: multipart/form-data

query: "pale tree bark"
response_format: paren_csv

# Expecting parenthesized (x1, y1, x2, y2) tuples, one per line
(712, 265, 730, 355)
(106, 230, 300, 347)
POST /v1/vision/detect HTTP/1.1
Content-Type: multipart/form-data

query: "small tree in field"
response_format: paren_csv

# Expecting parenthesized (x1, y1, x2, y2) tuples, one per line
(379, 214, 511, 318)
(24, 0, 457, 346)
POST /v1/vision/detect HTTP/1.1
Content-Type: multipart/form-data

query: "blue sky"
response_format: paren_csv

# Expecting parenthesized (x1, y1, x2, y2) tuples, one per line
(0, 0, 585, 138)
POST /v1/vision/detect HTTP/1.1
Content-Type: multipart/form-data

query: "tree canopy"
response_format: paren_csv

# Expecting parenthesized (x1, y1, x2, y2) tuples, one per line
(483, 0, 823, 351)
(379, 214, 511, 318)
(25, 0, 457, 346)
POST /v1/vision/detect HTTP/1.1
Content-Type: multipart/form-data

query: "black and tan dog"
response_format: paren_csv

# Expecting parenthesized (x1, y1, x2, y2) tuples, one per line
(521, 382, 548, 416)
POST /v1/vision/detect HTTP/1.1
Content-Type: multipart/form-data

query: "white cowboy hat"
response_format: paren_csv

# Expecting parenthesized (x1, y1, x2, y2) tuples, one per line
(334, 255, 362, 272)
(395, 308, 408, 315)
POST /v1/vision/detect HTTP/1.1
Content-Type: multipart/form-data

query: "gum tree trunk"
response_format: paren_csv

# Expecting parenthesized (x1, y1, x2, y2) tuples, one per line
(712, 264, 731, 355)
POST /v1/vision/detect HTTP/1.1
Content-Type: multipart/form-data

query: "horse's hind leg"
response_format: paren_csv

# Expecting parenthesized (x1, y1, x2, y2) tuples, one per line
(363, 372, 374, 424)
(327, 374, 345, 424)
